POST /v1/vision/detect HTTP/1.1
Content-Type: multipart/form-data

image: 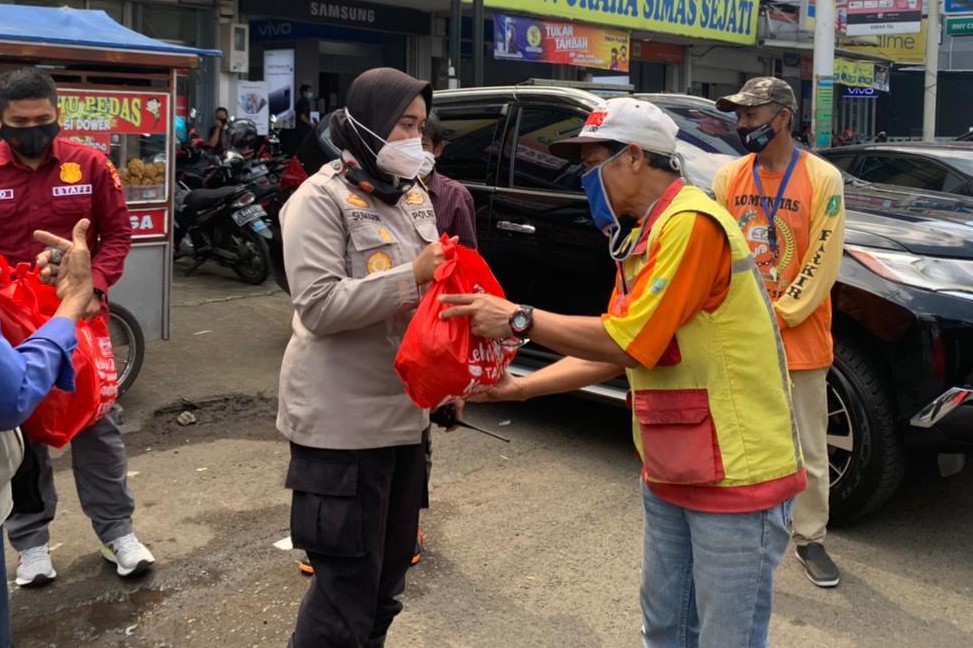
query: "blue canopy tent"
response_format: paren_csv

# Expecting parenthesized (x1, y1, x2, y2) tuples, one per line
(0, 6, 221, 68)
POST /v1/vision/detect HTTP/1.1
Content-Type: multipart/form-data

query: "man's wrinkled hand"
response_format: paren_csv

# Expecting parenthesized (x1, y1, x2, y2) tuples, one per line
(33, 219, 94, 309)
(438, 293, 517, 339)
(466, 373, 528, 403)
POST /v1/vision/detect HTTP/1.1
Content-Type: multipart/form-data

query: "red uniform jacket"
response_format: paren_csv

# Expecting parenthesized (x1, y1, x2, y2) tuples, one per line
(0, 138, 132, 296)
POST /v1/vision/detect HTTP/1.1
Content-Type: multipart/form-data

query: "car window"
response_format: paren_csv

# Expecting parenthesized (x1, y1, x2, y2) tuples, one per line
(822, 152, 857, 172)
(857, 154, 948, 192)
(657, 104, 746, 157)
(435, 105, 505, 185)
(507, 106, 586, 192)
(942, 171, 969, 195)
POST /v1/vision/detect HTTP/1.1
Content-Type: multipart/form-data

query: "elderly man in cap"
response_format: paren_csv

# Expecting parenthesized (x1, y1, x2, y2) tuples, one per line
(713, 77, 846, 589)
(439, 97, 805, 647)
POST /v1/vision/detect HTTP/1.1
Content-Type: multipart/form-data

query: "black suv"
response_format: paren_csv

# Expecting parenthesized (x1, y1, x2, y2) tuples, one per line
(273, 86, 973, 524)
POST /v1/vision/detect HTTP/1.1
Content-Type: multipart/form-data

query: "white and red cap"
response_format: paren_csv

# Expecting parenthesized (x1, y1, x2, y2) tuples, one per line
(549, 97, 679, 160)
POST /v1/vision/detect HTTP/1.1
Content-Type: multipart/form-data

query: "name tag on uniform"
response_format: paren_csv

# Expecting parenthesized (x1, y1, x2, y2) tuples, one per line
(0, 189, 13, 200)
(52, 184, 92, 197)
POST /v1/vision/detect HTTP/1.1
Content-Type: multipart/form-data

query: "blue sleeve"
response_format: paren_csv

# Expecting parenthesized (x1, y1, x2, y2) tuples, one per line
(0, 317, 78, 429)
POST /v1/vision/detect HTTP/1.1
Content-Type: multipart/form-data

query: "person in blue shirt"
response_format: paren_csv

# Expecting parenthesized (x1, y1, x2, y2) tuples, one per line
(0, 218, 93, 648)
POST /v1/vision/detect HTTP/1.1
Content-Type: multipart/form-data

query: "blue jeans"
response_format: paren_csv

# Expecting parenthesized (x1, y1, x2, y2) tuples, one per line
(640, 481, 794, 648)
(0, 531, 12, 648)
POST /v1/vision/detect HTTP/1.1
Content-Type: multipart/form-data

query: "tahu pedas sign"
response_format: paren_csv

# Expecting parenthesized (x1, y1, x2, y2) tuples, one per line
(57, 91, 169, 136)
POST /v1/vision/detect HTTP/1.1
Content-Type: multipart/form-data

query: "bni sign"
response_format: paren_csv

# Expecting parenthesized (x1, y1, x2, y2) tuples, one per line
(843, 87, 879, 99)
(946, 16, 973, 36)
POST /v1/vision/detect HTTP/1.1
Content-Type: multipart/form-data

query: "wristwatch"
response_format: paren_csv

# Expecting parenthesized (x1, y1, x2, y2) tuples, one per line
(509, 305, 534, 340)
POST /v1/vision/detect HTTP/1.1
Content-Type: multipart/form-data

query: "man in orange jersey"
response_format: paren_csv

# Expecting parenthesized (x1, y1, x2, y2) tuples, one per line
(714, 77, 846, 588)
(439, 97, 805, 647)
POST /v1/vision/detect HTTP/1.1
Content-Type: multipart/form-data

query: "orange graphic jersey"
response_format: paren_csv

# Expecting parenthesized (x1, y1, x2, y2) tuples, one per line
(713, 150, 846, 370)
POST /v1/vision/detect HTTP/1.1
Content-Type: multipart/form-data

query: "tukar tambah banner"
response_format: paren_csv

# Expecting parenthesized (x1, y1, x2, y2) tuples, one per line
(493, 13, 630, 72)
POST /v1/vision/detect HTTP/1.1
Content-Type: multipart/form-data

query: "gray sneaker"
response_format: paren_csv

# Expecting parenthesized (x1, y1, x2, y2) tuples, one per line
(100, 533, 155, 577)
(795, 542, 840, 587)
(15, 544, 57, 588)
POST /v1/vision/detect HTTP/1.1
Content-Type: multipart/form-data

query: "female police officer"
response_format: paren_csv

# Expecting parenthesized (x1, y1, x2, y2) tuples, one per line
(277, 68, 452, 647)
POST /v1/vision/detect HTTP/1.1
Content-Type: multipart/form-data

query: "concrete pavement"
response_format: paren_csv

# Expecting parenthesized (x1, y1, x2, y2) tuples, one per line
(5, 266, 973, 647)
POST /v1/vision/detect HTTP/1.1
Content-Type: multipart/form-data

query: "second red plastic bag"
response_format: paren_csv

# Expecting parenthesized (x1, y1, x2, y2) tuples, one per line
(0, 257, 118, 448)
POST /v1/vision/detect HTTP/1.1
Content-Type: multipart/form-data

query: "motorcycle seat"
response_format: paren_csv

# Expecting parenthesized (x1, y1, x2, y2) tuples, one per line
(184, 186, 242, 212)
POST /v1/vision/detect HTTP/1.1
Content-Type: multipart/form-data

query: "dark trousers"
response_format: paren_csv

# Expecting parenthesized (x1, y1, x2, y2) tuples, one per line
(287, 439, 426, 648)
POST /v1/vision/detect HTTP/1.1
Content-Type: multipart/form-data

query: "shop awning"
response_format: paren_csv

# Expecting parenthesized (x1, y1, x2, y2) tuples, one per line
(0, 6, 221, 59)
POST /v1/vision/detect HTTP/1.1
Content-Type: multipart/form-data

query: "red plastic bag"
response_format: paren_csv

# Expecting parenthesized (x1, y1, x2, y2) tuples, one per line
(0, 256, 118, 448)
(395, 236, 517, 409)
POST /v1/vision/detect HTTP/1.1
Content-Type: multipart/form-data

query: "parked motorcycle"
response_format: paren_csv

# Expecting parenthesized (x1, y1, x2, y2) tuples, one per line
(174, 183, 272, 285)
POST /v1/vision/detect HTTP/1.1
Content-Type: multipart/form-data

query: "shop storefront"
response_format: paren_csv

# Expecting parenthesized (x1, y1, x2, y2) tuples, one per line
(238, 0, 434, 117)
(469, 0, 764, 95)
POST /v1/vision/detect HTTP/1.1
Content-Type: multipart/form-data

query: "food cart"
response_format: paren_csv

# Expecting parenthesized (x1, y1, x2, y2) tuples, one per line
(0, 6, 220, 354)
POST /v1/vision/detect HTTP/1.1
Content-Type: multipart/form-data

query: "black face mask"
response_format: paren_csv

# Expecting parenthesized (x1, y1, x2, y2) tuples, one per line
(1, 122, 60, 159)
(737, 121, 778, 153)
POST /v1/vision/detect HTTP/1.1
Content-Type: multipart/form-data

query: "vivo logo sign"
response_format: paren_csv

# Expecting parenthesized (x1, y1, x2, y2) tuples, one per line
(843, 87, 878, 99)
(255, 21, 292, 37)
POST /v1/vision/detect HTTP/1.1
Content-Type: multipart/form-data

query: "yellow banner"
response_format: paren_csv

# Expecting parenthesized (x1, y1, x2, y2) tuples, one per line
(834, 58, 875, 88)
(479, 0, 760, 46)
(843, 19, 926, 63)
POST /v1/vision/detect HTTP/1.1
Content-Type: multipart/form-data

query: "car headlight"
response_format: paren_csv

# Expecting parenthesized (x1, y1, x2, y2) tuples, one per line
(847, 245, 973, 300)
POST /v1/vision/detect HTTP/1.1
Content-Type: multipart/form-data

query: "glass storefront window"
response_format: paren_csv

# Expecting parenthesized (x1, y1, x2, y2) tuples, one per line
(57, 89, 171, 205)
(140, 4, 200, 46)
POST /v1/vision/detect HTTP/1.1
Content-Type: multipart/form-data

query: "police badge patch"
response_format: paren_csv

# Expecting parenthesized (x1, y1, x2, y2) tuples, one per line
(59, 162, 83, 184)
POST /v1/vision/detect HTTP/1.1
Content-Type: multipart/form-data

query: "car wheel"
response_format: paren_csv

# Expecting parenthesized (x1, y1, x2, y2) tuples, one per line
(827, 338, 907, 525)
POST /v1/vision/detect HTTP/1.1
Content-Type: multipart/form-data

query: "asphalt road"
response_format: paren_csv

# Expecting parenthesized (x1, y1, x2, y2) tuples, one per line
(6, 265, 973, 647)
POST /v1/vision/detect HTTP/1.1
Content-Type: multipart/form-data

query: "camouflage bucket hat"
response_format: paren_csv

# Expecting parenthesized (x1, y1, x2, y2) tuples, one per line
(716, 77, 799, 114)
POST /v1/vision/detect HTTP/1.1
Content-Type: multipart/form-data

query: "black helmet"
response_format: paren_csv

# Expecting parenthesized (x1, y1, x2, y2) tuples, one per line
(226, 118, 259, 151)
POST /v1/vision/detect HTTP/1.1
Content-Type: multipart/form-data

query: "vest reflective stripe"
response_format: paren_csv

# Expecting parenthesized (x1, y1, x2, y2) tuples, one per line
(625, 186, 802, 488)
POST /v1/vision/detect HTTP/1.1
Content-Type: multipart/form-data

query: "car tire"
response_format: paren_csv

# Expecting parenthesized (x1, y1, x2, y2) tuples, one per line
(827, 338, 907, 525)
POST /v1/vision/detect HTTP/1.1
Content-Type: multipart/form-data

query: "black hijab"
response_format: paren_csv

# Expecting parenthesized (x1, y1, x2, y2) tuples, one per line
(330, 68, 432, 202)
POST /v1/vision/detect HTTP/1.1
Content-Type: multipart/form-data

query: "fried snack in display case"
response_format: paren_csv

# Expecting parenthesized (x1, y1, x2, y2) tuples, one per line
(117, 154, 167, 202)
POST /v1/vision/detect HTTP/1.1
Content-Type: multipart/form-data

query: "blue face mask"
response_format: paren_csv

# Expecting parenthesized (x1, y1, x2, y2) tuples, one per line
(582, 149, 636, 260)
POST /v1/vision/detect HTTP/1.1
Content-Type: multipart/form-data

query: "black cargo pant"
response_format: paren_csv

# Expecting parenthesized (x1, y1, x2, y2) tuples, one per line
(287, 438, 426, 648)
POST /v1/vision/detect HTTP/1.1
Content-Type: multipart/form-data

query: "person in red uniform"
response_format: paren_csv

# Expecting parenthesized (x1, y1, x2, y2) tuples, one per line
(0, 67, 155, 588)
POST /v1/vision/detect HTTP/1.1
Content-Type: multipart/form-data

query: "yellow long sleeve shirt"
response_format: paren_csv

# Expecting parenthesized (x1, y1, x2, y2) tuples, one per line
(713, 149, 846, 370)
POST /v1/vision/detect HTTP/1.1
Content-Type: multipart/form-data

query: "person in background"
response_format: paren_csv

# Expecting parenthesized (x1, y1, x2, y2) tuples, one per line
(295, 84, 314, 147)
(0, 219, 96, 648)
(278, 67, 454, 647)
(714, 76, 846, 588)
(0, 67, 154, 589)
(207, 106, 229, 152)
(437, 96, 805, 647)
(418, 112, 477, 249)
(404, 110, 481, 568)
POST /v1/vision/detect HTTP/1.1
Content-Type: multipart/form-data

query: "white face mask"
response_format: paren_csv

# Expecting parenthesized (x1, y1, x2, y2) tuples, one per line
(418, 150, 436, 177)
(376, 137, 425, 179)
(346, 108, 426, 180)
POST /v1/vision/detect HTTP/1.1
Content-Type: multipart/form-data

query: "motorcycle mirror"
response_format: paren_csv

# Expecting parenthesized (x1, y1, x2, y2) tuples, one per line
(223, 150, 246, 166)
(189, 107, 198, 120)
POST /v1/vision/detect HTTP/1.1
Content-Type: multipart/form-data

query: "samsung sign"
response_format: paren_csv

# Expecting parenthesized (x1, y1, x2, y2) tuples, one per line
(240, 0, 429, 34)
(842, 87, 879, 99)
